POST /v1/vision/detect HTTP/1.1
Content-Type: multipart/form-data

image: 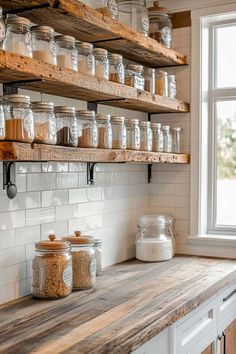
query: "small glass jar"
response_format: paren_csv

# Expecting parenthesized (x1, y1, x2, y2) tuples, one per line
(3, 15, 32, 57)
(151, 122, 163, 152)
(0, 102, 5, 140)
(162, 125, 172, 152)
(155, 70, 168, 97)
(31, 101, 56, 145)
(76, 41, 95, 76)
(0, 7, 6, 48)
(93, 239, 102, 276)
(168, 74, 177, 99)
(140, 121, 152, 151)
(148, 1, 172, 48)
(125, 64, 145, 90)
(96, 113, 112, 149)
(144, 67, 155, 95)
(31, 25, 56, 65)
(3, 94, 34, 143)
(172, 127, 183, 153)
(125, 118, 140, 150)
(55, 106, 78, 147)
(117, 0, 149, 36)
(55, 35, 77, 71)
(96, 0, 118, 20)
(110, 116, 126, 149)
(108, 53, 125, 84)
(93, 48, 109, 80)
(77, 110, 98, 148)
(32, 234, 72, 299)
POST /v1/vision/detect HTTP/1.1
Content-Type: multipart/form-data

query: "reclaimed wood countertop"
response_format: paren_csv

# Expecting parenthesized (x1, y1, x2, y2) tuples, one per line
(0, 256, 236, 354)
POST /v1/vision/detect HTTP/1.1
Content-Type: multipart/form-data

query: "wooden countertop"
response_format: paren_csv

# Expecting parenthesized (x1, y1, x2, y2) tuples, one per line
(0, 256, 236, 354)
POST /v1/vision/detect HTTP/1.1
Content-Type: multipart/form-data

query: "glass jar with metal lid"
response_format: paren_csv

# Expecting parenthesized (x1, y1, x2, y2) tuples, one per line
(0, 7, 5, 48)
(155, 70, 168, 96)
(108, 53, 125, 84)
(76, 41, 95, 76)
(77, 110, 98, 148)
(3, 15, 32, 57)
(148, 1, 172, 48)
(151, 122, 163, 152)
(125, 64, 145, 90)
(144, 67, 155, 95)
(96, 113, 112, 149)
(55, 35, 77, 71)
(117, 0, 149, 36)
(32, 234, 72, 299)
(2, 94, 34, 143)
(96, 0, 118, 20)
(55, 106, 78, 147)
(31, 101, 56, 145)
(172, 127, 183, 153)
(140, 121, 152, 151)
(168, 74, 177, 99)
(162, 125, 172, 152)
(93, 239, 102, 276)
(62, 231, 96, 290)
(111, 116, 126, 149)
(125, 118, 140, 150)
(0, 101, 5, 140)
(93, 48, 109, 80)
(31, 25, 56, 65)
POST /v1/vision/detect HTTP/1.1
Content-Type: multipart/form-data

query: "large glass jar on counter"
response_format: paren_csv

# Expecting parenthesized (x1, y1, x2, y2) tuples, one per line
(151, 122, 163, 152)
(96, 0, 118, 20)
(3, 94, 34, 143)
(77, 110, 98, 148)
(0, 102, 5, 140)
(125, 64, 145, 90)
(76, 41, 95, 76)
(96, 113, 112, 149)
(140, 121, 152, 151)
(148, 1, 172, 48)
(31, 101, 56, 145)
(32, 234, 73, 299)
(93, 48, 109, 80)
(0, 7, 5, 48)
(111, 116, 126, 149)
(125, 118, 140, 150)
(117, 0, 149, 36)
(55, 106, 78, 147)
(108, 53, 125, 84)
(55, 35, 77, 71)
(31, 25, 56, 65)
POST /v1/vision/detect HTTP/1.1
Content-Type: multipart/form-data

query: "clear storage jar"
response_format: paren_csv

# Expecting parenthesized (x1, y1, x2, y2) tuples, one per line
(0, 102, 5, 140)
(125, 64, 145, 90)
(148, 1, 172, 48)
(55, 106, 78, 147)
(3, 15, 32, 57)
(3, 94, 34, 143)
(93, 239, 102, 276)
(144, 67, 155, 95)
(31, 25, 56, 65)
(125, 118, 140, 150)
(168, 74, 177, 99)
(96, 0, 118, 20)
(151, 122, 163, 152)
(77, 110, 98, 148)
(76, 41, 95, 76)
(0, 7, 5, 48)
(155, 70, 168, 96)
(172, 127, 182, 153)
(162, 125, 172, 152)
(108, 53, 125, 84)
(32, 234, 72, 299)
(140, 121, 152, 151)
(94, 48, 109, 80)
(117, 0, 149, 36)
(96, 113, 112, 149)
(31, 101, 56, 145)
(111, 116, 126, 149)
(55, 35, 77, 71)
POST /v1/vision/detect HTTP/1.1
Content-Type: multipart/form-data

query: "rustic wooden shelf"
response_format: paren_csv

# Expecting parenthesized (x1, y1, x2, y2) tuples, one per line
(1, 0, 187, 67)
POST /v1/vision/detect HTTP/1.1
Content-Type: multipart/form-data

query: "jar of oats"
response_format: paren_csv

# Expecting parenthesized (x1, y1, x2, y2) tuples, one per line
(77, 110, 98, 148)
(31, 234, 72, 299)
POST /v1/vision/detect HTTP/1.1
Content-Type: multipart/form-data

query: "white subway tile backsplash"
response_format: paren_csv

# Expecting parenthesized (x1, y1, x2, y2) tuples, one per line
(15, 225, 40, 246)
(0, 192, 41, 212)
(41, 221, 68, 239)
(0, 211, 25, 230)
(0, 230, 15, 250)
(69, 188, 87, 204)
(42, 190, 68, 207)
(26, 207, 55, 226)
(27, 173, 56, 191)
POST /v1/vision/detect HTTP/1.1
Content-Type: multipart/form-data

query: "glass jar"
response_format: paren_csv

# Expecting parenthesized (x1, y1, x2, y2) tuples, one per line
(31, 101, 56, 145)
(76, 41, 95, 76)
(162, 125, 172, 152)
(0, 7, 5, 48)
(31, 234, 72, 299)
(140, 121, 152, 151)
(144, 67, 155, 95)
(108, 53, 125, 84)
(125, 118, 140, 150)
(125, 64, 145, 90)
(96, 0, 118, 20)
(55, 106, 78, 147)
(3, 15, 32, 57)
(136, 214, 174, 261)
(0, 102, 5, 140)
(93, 239, 102, 276)
(148, 1, 172, 48)
(55, 35, 77, 71)
(151, 122, 163, 152)
(155, 70, 168, 96)
(3, 94, 34, 143)
(77, 110, 98, 148)
(172, 127, 183, 153)
(111, 116, 126, 149)
(31, 25, 56, 65)
(168, 74, 177, 99)
(96, 113, 112, 149)
(117, 0, 149, 36)
(93, 48, 109, 80)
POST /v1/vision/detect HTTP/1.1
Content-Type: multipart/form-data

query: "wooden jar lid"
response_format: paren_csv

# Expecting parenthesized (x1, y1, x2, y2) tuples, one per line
(62, 231, 94, 245)
(35, 234, 70, 250)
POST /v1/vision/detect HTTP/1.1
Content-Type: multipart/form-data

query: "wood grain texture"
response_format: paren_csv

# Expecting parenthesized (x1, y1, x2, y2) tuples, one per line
(201, 343, 214, 354)
(224, 319, 236, 354)
(171, 11, 191, 29)
(0, 256, 236, 354)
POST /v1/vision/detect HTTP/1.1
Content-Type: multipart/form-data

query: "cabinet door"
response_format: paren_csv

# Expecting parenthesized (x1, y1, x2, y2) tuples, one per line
(201, 342, 214, 354)
(221, 319, 236, 354)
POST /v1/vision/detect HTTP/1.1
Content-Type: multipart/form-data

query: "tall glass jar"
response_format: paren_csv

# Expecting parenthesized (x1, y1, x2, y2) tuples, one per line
(96, 113, 112, 149)
(93, 48, 109, 80)
(172, 127, 182, 153)
(55, 106, 78, 147)
(148, 1, 172, 48)
(162, 125, 172, 152)
(117, 0, 149, 36)
(110, 116, 126, 149)
(31, 101, 56, 145)
(168, 74, 177, 99)
(3, 15, 32, 57)
(32, 234, 72, 299)
(151, 122, 163, 152)
(3, 94, 34, 143)
(93, 239, 102, 276)
(108, 53, 125, 84)
(76, 41, 95, 76)
(77, 110, 98, 148)
(125, 118, 140, 150)
(31, 25, 56, 65)
(155, 70, 168, 96)
(144, 67, 155, 95)
(125, 64, 145, 90)
(55, 35, 77, 71)
(0, 102, 5, 140)
(0, 7, 5, 48)
(140, 121, 152, 151)
(96, 0, 118, 20)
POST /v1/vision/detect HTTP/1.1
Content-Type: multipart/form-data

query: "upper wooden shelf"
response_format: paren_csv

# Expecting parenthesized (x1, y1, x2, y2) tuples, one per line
(0, 0, 188, 68)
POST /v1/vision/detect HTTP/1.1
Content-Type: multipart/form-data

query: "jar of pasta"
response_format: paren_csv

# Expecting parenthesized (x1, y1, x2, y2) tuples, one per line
(155, 70, 168, 96)
(31, 25, 56, 65)
(55, 35, 77, 71)
(125, 118, 140, 150)
(32, 101, 56, 145)
(125, 64, 145, 90)
(144, 68, 155, 95)
(96, 113, 112, 149)
(76, 41, 95, 76)
(111, 116, 126, 149)
(151, 122, 163, 152)
(77, 110, 98, 148)
(93, 48, 109, 80)
(55, 106, 78, 147)
(108, 53, 125, 84)
(140, 121, 152, 151)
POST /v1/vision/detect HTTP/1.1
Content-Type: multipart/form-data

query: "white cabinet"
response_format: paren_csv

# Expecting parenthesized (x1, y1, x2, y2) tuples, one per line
(132, 328, 170, 354)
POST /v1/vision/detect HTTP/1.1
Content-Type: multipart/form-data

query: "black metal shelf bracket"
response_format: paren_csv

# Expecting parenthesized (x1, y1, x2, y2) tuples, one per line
(87, 162, 97, 186)
(3, 162, 17, 199)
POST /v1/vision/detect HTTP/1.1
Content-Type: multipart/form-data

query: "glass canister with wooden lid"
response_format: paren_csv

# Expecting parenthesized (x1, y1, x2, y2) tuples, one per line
(148, 1, 172, 48)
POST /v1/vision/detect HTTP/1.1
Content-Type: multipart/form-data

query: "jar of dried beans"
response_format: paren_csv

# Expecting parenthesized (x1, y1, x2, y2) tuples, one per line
(108, 53, 125, 84)
(93, 48, 109, 80)
(55, 35, 77, 71)
(140, 121, 152, 151)
(110, 116, 126, 149)
(93, 239, 102, 276)
(125, 118, 140, 150)
(96, 113, 112, 149)
(31, 234, 73, 299)
(55, 106, 78, 147)
(31, 25, 56, 65)
(151, 122, 163, 152)
(76, 41, 95, 76)
(77, 110, 98, 148)
(31, 101, 56, 145)
(144, 68, 155, 95)
(155, 70, 168, 97)
(125, 64, 145, 91)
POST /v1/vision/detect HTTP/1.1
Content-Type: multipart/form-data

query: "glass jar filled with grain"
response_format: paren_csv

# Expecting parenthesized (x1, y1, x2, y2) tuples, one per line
(96, 113, 112, 149)
(168, 74, 177, 99)
(125, 118, 140, 150)
(162, 125, 172, 152)
(144, 67, 155, 95)
(0, 101, 5, 140)
(31, 101, 56, 145)
(110, 116, 126, 149)
(77, 110, 98, 148)
(140, 121, 152, 151)
(108, 53, 125, 84)
(148, 1, 172, 48)
(3, 94, 34, 143)
(55, 35, 77, 71)
(96, 0, 118, 20)
(155, 70, 168, 96)
(93, 48, 109, 80)
(55, 106, 78, 147)
(125, 64, 145, 90)
(151, 122, 163, 152)
(0, 7, 5, 48)
(76, 41, 95, 76)
(31, 25, 56, 65)
(32, 234, 72, 299)
(93, 239, 102, 276)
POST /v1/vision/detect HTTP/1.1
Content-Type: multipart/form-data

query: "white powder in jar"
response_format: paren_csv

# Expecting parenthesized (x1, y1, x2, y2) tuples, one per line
(136, 239, 173, 262)
(33, 50, 55, 65)
(96, 63, 107, 80)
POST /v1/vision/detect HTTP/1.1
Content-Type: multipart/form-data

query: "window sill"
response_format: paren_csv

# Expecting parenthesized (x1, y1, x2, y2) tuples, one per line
(188, 234, 236, 246)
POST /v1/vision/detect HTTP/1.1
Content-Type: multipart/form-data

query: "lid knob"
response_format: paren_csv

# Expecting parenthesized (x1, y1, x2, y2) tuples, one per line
(74, 231, 82, 238)
(154, 1, 159, 7)
(48, 234, 56, 242)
